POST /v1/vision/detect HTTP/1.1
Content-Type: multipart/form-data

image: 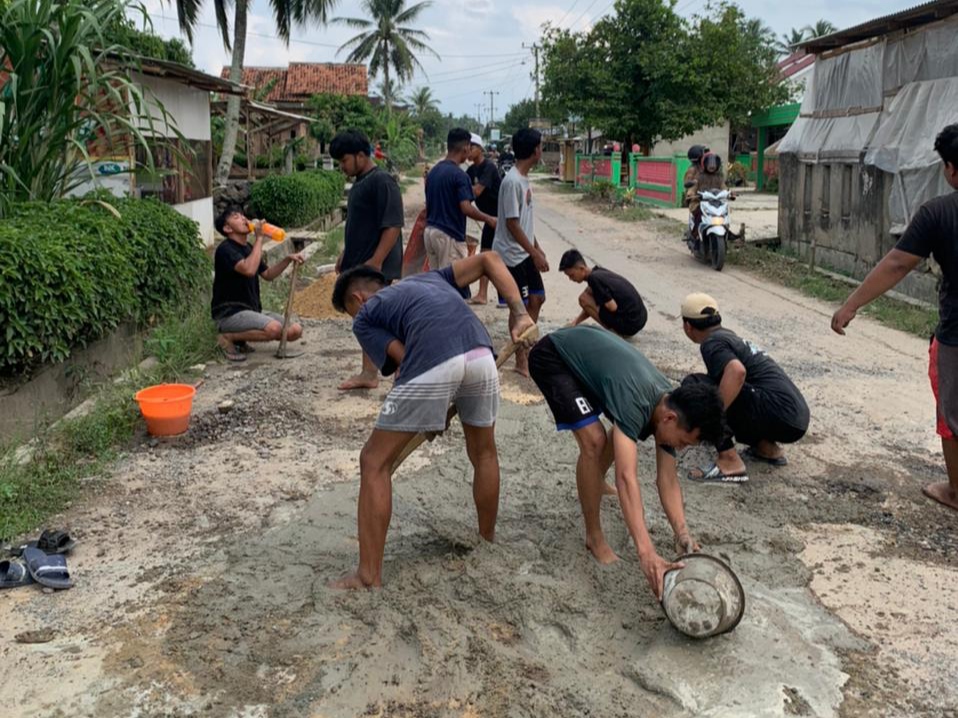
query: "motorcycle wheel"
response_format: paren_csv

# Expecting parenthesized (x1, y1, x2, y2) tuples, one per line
(710, 235, 726, 271)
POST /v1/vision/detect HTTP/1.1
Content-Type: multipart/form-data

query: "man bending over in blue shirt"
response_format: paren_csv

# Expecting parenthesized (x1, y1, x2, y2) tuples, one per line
(329, 252, 534, 589)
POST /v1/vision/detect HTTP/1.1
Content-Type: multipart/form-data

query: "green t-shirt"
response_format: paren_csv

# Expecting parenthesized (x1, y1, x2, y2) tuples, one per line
(549, 325, 672, 441)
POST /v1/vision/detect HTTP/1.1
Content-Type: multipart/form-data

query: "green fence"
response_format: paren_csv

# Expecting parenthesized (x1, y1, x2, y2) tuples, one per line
(574, 154, 623, 188)
(627, 154, 692, 208)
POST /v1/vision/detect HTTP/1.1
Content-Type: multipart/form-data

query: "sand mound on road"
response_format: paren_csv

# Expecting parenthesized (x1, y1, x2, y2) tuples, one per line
(293, 273, 345, 320)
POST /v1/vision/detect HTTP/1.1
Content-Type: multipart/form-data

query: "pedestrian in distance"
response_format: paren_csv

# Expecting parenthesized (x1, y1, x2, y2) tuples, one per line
(681, 293, 810, 483)
(424, 128, 497, 275)
(330, 129, 405, 391)
(528, 325, 726, 599)
(559, 249, 648, 337)
(466, 133, 502, 305)
(493, 127, 549, 376)
(328, 252, 534, 589)
(211, 206, 305, 362)
(832, 123, 958, 512)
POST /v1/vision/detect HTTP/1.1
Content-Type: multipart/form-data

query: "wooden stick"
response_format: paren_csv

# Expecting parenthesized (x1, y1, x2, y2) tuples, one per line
(390, 324, 539, 473)
(276, 261, 300, 358)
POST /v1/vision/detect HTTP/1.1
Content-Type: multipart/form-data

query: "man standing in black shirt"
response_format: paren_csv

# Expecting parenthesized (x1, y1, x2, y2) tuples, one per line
(559, 249, 648, 337)
(331, 130, 405, 390)
(832, 124, 958, 512)
(211, 206, 305, 362)
(682, 293, 809, 483)
(466, 134, 501, 305)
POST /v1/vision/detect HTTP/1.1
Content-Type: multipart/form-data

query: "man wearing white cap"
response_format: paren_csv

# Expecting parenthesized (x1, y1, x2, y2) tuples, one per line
(466, 133, 501, 304)
(681, 293, 810, 483)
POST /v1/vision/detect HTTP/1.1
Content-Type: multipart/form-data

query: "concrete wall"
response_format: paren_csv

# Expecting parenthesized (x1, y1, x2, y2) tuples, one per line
(777, 154, 939, 303)
(175, 197, 215, 246)
(133, 73, 212, 141)
(0, 324, 142, 443)
(652, 122, 730, 158)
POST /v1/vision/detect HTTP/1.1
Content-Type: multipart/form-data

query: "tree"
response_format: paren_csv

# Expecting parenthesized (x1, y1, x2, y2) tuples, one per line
(306, 93, 380, 147)
(501, 99, 537, 138)
(171, 0, 338, 186)
(334, 0, 438, 110)
(407, 86, 438, 117)
(377, 78, 402, 109)
(108, 14, 195, 67)
(776, 27, 807, 56)
(804, 19, 838, 38)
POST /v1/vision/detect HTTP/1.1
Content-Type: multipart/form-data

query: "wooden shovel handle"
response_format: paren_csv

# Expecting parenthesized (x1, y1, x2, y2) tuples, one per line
(390, 324, 539, 474)
(277, 261, 300, 356)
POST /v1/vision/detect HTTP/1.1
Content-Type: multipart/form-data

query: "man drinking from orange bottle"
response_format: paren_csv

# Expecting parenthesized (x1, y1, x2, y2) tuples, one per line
(211, 205, 306, 362)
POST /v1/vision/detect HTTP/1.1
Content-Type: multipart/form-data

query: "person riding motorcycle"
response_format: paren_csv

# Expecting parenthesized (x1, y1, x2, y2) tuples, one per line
(687, 152, 725, 236)
(683, 145, 709, 204)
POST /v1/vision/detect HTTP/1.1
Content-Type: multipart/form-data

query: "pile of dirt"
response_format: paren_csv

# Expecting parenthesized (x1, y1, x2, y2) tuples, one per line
(293, 273, 345, 320)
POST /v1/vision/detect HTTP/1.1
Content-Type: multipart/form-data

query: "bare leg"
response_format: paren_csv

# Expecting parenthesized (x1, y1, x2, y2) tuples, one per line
(923, 437, 958, 511)
(221, 320, 285, 346)
(339, 352, 380, 391)
(515, 294, 545, 377)
(716, 447, 748, 474)
(330, 428, 415, 589)
(573, 422, 619, 564)
(462, 423, 500, 541)
(751, 439, 784, 461)
(468, 247, 491, 305)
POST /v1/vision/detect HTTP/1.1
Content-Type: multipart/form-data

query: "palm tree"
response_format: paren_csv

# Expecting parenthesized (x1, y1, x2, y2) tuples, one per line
(334, 0, 438, 110)
(171, 0, 338, 185)
(377, 78, 402, 109)
(407, 86, 437, 117)
(743, 18, 777, 48)
(804, 19, 838, 38)
(776, 27, 807, 56)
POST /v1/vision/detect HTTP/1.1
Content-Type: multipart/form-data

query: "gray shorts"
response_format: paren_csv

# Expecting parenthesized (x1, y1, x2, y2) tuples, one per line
(376, 348, 499, 433)
(216, 310, 284, 334)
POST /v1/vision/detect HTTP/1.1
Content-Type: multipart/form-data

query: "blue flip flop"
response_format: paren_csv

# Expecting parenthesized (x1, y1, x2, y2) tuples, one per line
(688, 464, 750, 484)
(0, 560, 34, 588)
(23, 547, 73, 590)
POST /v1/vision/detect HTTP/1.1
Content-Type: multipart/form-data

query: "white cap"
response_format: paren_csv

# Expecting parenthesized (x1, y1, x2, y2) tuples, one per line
(470, 133, 485, 149)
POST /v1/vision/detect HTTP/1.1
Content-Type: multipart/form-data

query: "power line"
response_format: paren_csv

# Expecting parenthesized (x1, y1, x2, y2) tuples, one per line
(556, 0, 585, 28)
(570, 0, 604, 30)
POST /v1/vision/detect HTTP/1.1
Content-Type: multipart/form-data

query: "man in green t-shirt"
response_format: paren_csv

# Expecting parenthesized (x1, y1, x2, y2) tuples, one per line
(528, 325, 726, 599)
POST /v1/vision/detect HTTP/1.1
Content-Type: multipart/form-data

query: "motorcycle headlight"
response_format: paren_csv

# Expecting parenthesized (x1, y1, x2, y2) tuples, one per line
(710, 216, 725, 225)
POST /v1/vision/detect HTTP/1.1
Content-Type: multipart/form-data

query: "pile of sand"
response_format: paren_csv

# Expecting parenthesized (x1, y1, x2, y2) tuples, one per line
(293, 273, 346, 320)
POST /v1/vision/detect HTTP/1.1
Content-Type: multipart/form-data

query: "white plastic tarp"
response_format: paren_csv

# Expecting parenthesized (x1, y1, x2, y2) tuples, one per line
(864, 77, 958, 227)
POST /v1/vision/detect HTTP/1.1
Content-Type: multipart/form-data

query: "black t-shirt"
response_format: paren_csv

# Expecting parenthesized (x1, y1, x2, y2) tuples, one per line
(895, 191, 958, 345)
(466, 159, 501, 217)
(211, 239, 267, 320)
(343, 166, 404, 280)
(587, 267, 645, 325)
(700, 328, 809, 428)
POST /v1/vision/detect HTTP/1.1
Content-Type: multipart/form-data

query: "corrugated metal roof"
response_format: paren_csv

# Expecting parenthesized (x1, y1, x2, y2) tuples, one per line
(799, 0, 958, 53)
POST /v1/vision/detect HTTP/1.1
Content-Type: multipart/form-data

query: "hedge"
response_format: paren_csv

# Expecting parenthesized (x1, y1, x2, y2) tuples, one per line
(249, 169, 345, 229)
(0, 198, 209, 376)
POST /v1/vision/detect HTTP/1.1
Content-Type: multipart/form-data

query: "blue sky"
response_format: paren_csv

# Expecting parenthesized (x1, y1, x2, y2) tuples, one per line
(139, 0, 903, 121)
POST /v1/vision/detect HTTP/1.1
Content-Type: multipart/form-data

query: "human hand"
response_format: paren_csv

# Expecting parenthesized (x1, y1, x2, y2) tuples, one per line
(831, 304, 857, 335)
(289, 252, 306, 265)
(533, 249, 549, 273)
(673, 531, 700, 557)
(251, 219, 265, 237)
(639, 550, 685, 601)
(508, 311, 536, 348)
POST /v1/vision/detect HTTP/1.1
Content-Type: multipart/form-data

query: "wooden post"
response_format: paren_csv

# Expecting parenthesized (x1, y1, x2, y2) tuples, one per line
(756, 127, 767, 192)
(245, 107, 252, 180)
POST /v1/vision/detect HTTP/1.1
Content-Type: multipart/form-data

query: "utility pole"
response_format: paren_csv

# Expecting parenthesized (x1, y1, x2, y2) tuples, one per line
(474, 103, 483, 126)
(484, 90, 499, 126)
(522, 42, 541, 121)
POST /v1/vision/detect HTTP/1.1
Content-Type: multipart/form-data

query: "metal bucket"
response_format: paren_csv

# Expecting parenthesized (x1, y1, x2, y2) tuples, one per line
(661, 553, 745, 639)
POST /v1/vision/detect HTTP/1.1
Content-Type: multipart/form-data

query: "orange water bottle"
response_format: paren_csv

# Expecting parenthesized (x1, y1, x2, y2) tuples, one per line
(247, 221, 287, 242)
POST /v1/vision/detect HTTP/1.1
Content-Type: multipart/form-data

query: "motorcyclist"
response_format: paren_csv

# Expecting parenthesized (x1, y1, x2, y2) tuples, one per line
(683, 144, 709, 204)
(687, 152, 725, 239)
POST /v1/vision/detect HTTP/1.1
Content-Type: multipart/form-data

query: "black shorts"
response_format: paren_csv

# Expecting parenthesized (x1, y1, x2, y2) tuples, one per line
(507, 255, 545, 303)
(529, 337, 603, 431)
(480, 223, 495, 251)
(599, 305, 647, 338)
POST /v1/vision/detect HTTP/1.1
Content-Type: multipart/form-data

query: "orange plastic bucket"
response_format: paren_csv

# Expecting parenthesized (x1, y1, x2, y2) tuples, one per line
(134, 383, 197, 436)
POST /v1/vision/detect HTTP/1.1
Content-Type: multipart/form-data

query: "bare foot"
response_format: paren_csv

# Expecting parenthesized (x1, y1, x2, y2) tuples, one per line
(923, 482, 958, 511)
(338, 373, 379, 391)
(586, 537, 620, 565)
(328, 572, 381, 590)
(602, 481, 618, 497)
(467, 296, 488, 305)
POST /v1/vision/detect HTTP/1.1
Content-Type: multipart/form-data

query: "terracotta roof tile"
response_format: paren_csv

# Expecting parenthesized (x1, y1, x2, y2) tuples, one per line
(220, 63, 368, 102)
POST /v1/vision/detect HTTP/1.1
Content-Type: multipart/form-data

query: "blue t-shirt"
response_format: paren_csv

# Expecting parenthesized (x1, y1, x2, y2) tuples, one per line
(425, 160, 474, 242)
(352, 267, 493, 384)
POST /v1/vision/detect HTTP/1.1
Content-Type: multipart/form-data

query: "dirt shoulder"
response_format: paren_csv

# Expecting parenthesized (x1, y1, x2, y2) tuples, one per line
(3, 179, 956, 717)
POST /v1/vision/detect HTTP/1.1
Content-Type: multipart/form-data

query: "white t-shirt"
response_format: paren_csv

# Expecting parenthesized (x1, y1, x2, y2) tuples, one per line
(493, 167, 535, 268)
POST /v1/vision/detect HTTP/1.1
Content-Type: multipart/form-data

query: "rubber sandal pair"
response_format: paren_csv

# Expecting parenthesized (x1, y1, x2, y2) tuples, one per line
(742, 447, 788, 466)
(688, 464, 750, 484)
(0, 549, 73, 590)
(221, 346, 247, 363)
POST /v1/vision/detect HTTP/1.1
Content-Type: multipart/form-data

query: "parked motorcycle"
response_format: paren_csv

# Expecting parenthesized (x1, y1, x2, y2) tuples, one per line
(684, 187, 741, 271)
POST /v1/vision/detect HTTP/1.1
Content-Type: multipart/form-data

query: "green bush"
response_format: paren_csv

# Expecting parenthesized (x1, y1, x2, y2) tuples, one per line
(249, 170, 345, 228)
(0, 198, 209, 375)
(586, 179, 618, 204)
(726, 161, 748, 187)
